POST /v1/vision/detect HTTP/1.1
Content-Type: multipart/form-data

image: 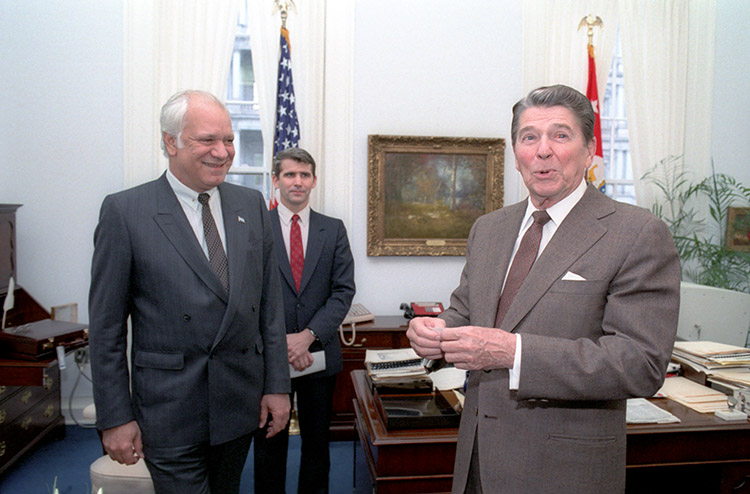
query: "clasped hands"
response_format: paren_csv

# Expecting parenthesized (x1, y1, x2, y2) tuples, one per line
(287, 329, 316, 371)
(406, 316, 516, 371)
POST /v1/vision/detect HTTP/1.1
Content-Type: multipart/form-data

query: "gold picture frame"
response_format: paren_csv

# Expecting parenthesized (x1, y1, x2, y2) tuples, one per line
(367, 135, 505, 256)
(726, 207, 750, 252)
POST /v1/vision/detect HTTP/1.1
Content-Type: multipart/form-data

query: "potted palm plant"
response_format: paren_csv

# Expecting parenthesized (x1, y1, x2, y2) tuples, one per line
(642, 156, 750, 294)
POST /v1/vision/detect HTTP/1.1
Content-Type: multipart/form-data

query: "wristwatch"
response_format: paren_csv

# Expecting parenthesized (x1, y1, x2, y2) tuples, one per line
(308, 329, 318, 341)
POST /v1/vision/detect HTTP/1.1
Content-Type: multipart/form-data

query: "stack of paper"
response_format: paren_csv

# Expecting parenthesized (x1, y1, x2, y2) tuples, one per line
(709, 368, 750, 388)
(672, 341, 750, 372)
(365, 348, 427, 380)
(658, 376, 728, 413)
(626, 398, 681, 424)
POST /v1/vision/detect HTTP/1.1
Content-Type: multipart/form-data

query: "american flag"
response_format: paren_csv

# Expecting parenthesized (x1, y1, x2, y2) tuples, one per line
(270, 27, 300, 209)
(585, 43, 605, 193)
(273, 27, 300, 155)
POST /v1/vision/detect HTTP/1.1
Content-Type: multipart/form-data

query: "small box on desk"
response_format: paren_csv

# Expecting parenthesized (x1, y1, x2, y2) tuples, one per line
(0, 319, 88, 360)
(372, 386, 461, 430)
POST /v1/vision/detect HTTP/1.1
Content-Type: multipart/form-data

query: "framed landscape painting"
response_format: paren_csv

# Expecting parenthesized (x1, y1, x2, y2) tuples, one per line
(367, 135, 505, 256)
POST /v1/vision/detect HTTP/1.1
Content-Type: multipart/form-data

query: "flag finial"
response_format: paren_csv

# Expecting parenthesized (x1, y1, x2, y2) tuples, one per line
(272, 0, 297, 29)
(578, 15, 603, 47)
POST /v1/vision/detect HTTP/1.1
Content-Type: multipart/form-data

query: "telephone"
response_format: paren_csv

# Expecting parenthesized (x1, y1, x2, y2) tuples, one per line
(400, 302, 444, 319)
(339, 303, 374, 347)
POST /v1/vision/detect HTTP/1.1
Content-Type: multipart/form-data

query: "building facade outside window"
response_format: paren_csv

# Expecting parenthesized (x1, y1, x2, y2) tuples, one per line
(601, 33, 635, 205)
(225, 4, 271, 200)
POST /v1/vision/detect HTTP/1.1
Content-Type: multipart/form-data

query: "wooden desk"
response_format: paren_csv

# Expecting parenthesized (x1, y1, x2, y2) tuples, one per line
(352, 370, 750, 494)
(330, 316, 410, 441)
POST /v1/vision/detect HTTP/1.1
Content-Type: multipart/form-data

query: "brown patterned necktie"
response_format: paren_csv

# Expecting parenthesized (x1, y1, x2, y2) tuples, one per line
(198, 193, 229, 293)
(494, 210, 551, 327)
(290, 214, 304, 292)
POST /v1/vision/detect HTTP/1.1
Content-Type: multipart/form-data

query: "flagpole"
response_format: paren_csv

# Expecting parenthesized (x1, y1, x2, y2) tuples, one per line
(269, 0, 300, 210)
(578, 14, 606, 193)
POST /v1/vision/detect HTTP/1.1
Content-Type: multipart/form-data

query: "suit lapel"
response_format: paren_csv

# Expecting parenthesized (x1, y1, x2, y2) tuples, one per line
(299, 210, 326, 294)
(474, 203, 526, 328)
(501, 186, 612, 331)
(152, 174, 228, 303)
(210, 183, 251, 349)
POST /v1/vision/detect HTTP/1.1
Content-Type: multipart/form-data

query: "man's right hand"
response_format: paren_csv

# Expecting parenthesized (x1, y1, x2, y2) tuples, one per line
(101, 420, 144, 465)
(406, 316, 446, 360)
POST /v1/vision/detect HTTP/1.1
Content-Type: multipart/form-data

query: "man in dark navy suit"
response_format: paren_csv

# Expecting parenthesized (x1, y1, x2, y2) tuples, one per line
(255, 147, 355, 494)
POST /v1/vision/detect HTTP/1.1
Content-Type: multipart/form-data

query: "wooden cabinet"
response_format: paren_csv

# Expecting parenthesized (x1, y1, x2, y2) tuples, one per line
(0, 358, 65, 475)
(330, 315, 410, 441)
(0, 204, 65, 475)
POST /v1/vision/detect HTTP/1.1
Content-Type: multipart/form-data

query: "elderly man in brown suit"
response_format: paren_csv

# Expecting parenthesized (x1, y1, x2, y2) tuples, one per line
(407, 84, 680, 494)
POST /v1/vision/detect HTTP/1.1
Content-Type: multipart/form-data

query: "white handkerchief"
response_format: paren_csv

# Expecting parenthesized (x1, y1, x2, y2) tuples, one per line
(561, 271, 586, 281)
(289, 350, 326, 378)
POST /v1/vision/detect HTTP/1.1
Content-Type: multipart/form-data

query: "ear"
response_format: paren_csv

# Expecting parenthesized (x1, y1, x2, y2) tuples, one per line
(311, 175, 318, 189)
(584, 137, 596, 167)
(271, 174, 279, 189)
(163, 132, 179, 156)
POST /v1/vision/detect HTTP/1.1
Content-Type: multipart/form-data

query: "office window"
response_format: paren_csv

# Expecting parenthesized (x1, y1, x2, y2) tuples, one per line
(225, 3, 272, 200)
(601, 33, 635, 205)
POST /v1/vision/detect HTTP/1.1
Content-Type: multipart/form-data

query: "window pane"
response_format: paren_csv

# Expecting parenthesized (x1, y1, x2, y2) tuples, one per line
(225, 173, 265, 193)
(226, 5, 267, 201)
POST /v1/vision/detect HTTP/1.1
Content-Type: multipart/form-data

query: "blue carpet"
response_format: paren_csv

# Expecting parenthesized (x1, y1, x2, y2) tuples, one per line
(0, 426, 370, 493)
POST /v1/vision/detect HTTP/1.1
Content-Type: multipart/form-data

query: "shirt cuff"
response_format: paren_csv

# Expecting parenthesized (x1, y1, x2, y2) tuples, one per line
(508, 334, 522, 390)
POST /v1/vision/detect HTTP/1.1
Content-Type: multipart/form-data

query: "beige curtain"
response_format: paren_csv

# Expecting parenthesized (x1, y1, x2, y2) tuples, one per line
(521, 0, 716, 208)
(123, 0, 242, 188)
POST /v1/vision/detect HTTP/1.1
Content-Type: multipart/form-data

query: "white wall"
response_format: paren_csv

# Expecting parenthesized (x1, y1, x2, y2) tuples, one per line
(0, 0, 747, 420)
(0, 0, 124, 421)
(352, 0, 523, 314)
(712, 0, 750, 186)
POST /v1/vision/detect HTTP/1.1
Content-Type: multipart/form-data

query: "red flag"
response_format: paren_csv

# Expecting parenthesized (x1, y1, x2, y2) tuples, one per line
(586, 44, 605, 193)
(269, 189, 278, 210)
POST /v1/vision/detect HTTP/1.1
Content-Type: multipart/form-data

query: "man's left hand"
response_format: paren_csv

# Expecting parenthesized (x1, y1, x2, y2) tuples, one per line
(290, 351, 314, 371)
(259, 393, 291, 439)
(439, 326, 516, 370)
(287, 330, 316, 362)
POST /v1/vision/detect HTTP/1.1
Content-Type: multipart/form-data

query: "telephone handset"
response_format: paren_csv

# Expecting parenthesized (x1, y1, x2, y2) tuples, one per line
(400, 302, 444, 319)
(339, 303, 375, 346)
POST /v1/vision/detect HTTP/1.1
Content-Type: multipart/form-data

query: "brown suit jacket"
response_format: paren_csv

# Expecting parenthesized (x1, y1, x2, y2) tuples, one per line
(441, 185, 681, 494)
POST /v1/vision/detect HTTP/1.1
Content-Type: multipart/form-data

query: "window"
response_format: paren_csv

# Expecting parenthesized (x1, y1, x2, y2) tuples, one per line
(225, 3, 272, 201)
(601, 33, 635, 205)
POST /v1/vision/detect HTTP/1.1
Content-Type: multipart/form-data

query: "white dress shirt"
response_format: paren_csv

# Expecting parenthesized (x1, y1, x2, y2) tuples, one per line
(508, 179, 588, 388)
(166, 169, 227, 258)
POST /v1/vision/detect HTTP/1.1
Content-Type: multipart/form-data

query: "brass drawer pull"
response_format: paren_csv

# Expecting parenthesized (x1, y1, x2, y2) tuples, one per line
(0, 441, 6, 457)
(44, 405, 55, 418)
(44, 376, 54, 390)
(0, 409, 6, 424)
(20, 389, 33, 404)
(21, 416, 32, 430)
(42, 337, 55, 350)
(352, 337, 367, 348)
(0, 386, 6, 395)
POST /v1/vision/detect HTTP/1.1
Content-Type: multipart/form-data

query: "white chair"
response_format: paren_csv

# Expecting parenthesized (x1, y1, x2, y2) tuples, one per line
(84, 404, 155, 494)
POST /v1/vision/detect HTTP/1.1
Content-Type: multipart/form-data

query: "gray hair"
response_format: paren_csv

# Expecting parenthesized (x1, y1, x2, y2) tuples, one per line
(510, 85, 595, 147)
(159, 90, 227, 158)
(273, 147, 317, 177)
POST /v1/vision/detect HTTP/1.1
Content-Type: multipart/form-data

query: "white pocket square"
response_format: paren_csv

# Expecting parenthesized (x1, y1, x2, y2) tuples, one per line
(561, 271, 586, 281)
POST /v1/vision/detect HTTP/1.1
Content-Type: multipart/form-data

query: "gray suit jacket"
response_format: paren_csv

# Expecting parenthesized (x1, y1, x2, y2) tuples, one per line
(89, 174, 290, 448)
(269, 208, 355, 378)
(442, 185, 681, 494)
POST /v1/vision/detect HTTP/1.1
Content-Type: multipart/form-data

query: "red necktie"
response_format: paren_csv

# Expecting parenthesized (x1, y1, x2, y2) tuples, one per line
(290, 214, 304, 292)
(494, 210, 551, 327)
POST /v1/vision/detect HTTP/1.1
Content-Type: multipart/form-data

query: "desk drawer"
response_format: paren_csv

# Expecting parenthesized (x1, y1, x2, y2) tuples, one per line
(0, 368, 58, 428)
